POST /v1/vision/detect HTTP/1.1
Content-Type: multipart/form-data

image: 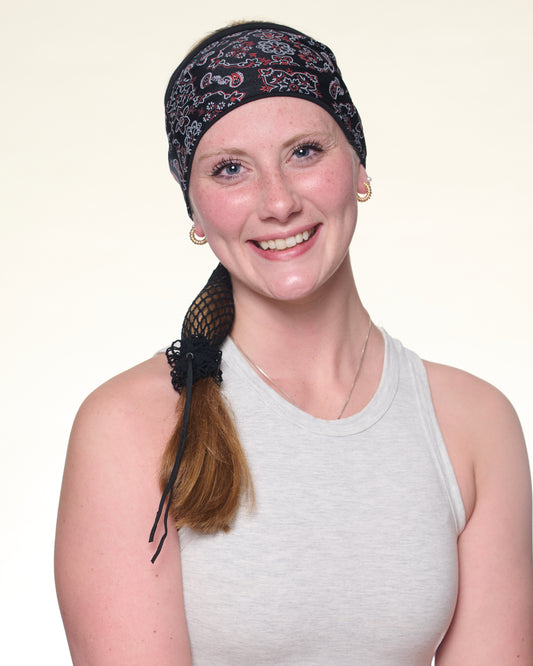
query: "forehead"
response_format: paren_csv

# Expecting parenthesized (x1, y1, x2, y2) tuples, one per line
(194, 97, 343, 152)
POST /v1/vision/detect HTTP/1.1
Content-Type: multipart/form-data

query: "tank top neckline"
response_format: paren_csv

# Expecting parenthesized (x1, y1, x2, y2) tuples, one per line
(222, 327, 400, 436)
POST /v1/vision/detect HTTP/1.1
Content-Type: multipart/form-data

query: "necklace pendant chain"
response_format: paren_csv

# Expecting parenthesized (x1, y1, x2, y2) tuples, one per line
(232, 314, 373, 420)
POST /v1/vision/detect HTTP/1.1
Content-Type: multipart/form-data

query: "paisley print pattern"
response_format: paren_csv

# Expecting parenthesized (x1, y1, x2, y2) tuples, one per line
(165, 22, 367, 211)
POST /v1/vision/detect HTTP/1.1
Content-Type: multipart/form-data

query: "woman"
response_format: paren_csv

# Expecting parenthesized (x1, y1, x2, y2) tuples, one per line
(55, 22, 533, 664)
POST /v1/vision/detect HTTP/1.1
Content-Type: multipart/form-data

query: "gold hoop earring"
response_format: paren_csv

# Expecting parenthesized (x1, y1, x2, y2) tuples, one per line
(189, 226, 207, 245)
(357, 181, 372, 203)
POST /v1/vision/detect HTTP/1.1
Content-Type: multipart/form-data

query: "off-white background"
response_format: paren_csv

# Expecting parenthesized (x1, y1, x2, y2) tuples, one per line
(1, 0, 531, 662)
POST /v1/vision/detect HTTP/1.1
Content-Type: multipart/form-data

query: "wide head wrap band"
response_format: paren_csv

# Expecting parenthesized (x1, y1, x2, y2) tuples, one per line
(165, 21, 367, 216)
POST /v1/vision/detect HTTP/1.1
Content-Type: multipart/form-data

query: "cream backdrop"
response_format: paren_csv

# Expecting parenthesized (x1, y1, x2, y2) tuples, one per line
(1, 0, 531, 662)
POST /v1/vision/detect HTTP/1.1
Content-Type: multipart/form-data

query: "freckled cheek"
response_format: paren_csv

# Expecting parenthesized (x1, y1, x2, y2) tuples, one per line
(190, 187, 252, 238)
(307, 171, 357, 214)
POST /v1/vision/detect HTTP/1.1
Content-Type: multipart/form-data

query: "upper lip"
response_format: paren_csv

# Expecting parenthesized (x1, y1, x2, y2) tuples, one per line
(250, 223, 318, 243)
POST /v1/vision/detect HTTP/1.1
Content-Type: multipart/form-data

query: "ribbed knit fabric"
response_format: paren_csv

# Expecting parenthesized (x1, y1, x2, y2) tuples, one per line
(178, 329, 465, 665)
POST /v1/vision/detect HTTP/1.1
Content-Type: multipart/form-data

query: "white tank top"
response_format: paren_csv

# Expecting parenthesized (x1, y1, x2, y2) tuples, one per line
(178, 329, 465, 665)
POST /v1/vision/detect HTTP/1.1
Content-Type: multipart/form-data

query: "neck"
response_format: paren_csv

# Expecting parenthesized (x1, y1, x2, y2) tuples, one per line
(232, 256, 365, 354)
(228, 257, 381, 419)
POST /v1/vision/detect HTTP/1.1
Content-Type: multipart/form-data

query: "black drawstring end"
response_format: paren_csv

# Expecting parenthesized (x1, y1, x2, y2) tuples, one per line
(149, 352, 195, 563)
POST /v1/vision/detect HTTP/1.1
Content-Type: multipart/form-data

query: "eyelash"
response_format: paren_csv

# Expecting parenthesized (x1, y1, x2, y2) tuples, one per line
(210, 140, 324, 178)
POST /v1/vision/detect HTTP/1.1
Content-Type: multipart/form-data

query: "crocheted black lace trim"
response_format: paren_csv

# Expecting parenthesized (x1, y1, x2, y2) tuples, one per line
(166, 336, 222, 391)
(165, 262, 234, 391)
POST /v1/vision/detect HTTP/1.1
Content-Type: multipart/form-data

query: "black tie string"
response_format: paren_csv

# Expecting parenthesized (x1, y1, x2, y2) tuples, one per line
(149, 351, 194, 563)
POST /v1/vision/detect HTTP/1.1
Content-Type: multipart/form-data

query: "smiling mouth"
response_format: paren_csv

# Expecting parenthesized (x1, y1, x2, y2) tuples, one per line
(254, 225, 318, 251)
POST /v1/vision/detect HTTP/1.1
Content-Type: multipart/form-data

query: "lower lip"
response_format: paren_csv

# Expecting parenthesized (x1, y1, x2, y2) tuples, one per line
(249, 226, 321, 261)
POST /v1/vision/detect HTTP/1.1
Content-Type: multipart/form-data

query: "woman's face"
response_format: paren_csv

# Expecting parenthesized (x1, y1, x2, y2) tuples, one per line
(188, 97, 368, 304)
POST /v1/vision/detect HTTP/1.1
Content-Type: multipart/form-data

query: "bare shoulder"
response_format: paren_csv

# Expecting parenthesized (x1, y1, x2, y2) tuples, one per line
(423, 361, 533, 663)
(423, 359, 521, 432)
(79, 352, 177, 422)
(71, 352, 178, 457)
(423, 360, 528, 518)
(55, 354, 191, 665)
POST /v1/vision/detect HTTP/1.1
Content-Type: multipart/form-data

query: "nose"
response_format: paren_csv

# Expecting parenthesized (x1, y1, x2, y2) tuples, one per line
(257, 170, 302, 222)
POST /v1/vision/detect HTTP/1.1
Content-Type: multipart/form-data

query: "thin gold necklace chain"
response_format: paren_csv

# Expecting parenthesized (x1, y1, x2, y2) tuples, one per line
(231, 314, 373, 420)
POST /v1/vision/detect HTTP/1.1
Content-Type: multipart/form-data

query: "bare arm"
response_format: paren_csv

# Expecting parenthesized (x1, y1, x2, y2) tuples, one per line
(55, 355, 191, 665)
(426, 363, 533, 664)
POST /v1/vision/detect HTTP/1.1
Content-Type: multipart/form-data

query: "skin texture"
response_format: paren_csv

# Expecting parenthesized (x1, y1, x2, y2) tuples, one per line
(55, 97, 533, 664)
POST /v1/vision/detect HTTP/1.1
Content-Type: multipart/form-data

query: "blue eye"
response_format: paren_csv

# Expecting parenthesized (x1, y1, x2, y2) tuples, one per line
(293, 142, 322, 159)
(212, 160, 242, 177)
(223, 163, 241, 176)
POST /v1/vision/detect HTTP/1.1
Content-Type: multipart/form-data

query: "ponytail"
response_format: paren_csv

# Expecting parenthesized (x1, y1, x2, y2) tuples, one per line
(149, 264, 253, 561)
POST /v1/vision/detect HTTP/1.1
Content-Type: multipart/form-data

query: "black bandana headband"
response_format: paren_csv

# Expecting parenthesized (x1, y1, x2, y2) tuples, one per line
(165, 21, 367, 216)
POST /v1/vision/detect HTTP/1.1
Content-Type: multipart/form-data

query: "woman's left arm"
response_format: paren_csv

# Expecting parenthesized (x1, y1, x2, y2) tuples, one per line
(428, 364, 533, 664)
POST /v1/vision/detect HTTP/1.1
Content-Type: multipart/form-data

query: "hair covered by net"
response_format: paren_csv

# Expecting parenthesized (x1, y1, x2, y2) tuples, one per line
(166, 263, 235, 391)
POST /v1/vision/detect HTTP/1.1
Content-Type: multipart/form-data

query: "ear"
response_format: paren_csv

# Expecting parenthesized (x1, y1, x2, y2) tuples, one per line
(356, 164, 370, 197)
(190, 211, 206, 240)
(192, 223, 206, 240)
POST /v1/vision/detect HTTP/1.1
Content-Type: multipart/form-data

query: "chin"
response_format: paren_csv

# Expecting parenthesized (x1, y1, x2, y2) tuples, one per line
(262, 273, 323, 302)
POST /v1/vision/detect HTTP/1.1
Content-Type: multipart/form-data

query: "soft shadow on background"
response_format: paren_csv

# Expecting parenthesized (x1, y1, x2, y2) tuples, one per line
(1, 0, 531, 662)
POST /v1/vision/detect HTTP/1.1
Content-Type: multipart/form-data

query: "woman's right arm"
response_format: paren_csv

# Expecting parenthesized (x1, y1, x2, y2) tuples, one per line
(55, 355, 192, 665)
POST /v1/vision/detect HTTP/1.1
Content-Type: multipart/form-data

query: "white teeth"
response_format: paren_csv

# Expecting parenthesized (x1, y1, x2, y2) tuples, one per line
(257, 227, 315, 252)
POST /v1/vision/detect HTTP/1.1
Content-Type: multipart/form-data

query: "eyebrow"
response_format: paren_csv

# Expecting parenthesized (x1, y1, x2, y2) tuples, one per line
(195, 147, 248, 163)
(195, 130, 335, 163)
